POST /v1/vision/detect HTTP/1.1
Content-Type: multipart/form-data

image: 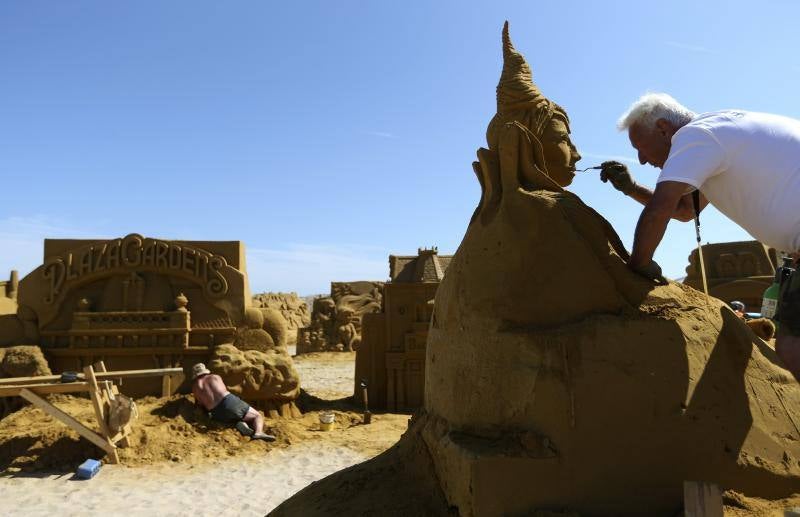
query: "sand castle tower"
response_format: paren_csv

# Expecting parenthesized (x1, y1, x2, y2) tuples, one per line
(271, 23, 800, 516)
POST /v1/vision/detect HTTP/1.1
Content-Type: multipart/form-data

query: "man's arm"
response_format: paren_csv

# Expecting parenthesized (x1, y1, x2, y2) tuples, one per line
(629, 181, 692, 269)
(600, 162, 709, 221)
(626, 183, 709, 222)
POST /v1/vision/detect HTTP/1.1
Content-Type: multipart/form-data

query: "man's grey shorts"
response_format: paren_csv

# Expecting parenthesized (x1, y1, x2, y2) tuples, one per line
(209, 393, 250, 424)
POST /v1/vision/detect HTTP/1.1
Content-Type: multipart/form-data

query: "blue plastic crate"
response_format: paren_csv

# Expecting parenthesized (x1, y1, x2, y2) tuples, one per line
(76, 459, 102, 480)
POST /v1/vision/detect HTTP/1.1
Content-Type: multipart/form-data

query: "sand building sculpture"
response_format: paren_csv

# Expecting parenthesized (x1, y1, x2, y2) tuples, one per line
(0, 270, 18, 315)
(354, 247, 452, 411)
(684, 240, 779, 312)
(272, 22, 800, 516)
(0, 234, 300, 414)
(296, 281, 383, 353)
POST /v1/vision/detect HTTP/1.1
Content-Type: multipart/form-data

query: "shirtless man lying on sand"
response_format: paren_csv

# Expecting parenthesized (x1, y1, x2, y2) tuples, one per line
(191, 363, 275, 442)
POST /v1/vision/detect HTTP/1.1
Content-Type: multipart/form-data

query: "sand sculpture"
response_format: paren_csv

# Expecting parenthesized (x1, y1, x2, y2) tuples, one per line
(271, 23, 800, 516)
(684, 240, 778, 312)
(208, 343, 301, 417)
(355, 248, 452, 410)
(296, 281, 383, 353)
(0, 270, 18, 316)
(0, 234, 301, 408)
(251, 292, 310, 345)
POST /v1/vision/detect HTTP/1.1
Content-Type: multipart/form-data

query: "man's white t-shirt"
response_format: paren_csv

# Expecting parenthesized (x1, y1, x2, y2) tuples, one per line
(657, 110, 800, 252)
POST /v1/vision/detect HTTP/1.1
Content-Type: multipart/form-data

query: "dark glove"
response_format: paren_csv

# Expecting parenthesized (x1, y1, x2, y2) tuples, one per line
(630, 260, 668, 285)
(600, 161, 636, 195)
(778, 269, 800, 336)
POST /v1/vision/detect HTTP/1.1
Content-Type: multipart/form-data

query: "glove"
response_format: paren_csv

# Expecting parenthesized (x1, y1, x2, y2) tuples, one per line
(778, 268, 800, 336)
(630, 260, 668, 285)
(600, 161, 636, 195)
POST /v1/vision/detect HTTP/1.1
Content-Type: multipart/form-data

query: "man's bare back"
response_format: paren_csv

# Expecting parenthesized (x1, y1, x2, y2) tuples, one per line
(192, 373, 230, 411)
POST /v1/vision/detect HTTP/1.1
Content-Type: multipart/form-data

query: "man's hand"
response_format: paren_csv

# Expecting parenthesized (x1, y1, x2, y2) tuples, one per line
(629, 259, 668, 285)
(600, 161, 636, 195)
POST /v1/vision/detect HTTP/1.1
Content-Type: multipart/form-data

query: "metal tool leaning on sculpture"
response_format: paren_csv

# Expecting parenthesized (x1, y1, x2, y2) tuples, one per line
(595, 92, 800, 380)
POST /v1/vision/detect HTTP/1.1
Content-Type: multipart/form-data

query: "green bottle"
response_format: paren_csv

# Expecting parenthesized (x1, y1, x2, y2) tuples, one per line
(762, 257, 795, 320)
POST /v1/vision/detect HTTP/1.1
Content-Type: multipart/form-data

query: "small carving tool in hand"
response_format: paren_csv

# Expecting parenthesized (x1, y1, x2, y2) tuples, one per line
(578, 165, 603, 172)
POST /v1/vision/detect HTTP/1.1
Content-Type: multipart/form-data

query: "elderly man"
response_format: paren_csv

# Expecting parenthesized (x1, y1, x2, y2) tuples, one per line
(600, 93, 800, 379)
(191, 363, 275, 442)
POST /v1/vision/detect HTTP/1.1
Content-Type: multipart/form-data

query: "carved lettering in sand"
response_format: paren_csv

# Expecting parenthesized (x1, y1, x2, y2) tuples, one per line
(42, 233, 229, 304)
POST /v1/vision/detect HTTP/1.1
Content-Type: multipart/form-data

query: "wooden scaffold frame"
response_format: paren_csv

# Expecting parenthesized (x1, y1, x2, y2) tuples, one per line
(0, 363, 183, 464)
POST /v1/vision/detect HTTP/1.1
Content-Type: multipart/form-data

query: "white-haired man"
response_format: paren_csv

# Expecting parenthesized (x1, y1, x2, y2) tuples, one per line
(600, 93, 800, 379)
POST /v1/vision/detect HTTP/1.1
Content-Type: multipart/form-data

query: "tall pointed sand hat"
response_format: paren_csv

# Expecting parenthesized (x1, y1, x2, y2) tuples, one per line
(496, 21, 546, 115)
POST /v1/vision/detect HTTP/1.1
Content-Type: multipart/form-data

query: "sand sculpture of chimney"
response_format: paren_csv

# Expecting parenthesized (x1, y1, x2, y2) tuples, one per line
(270, 22, 800, 516)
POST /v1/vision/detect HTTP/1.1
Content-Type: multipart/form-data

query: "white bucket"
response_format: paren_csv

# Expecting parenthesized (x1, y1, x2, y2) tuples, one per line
(319, 411, 335, 431)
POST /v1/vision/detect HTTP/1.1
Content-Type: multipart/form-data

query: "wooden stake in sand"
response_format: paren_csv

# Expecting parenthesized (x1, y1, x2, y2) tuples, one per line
(683, 481, 723, 517)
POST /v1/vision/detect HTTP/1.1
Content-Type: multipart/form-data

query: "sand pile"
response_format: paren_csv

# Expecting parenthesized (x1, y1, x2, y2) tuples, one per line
(270, 23, 800, 516)
(0, 345, 51, 378)
(0, 345, 52, 419)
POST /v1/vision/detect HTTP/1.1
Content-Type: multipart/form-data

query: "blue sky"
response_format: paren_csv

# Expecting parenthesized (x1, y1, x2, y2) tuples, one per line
(2, 1, 799, 294)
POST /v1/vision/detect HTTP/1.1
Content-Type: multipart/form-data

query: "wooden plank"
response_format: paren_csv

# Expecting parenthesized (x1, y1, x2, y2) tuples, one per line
(0, 382, 90, 397)
(83, 365, 118, 464)
(95, 368, 184, 380)
(42, 328, 191, 336)
(107, 383, 132, 448)
(0, 367, 184, 386)
(684, 481, 723, 517)
(19, 388, 116, 454)
(47, 347, 208, 357)
(0, 374, 71, 386)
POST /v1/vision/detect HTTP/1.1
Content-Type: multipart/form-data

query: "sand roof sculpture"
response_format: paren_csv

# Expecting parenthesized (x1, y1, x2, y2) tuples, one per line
(271, 22, 800, 516)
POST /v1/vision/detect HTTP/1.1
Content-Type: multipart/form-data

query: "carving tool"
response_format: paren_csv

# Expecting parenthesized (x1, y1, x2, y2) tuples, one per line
(578, 165, 603, 172)
(691, 190, 710, 297)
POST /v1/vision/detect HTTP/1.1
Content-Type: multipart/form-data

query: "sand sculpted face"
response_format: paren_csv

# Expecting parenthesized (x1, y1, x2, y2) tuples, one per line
(485, 22, 581, 188)
(540, 114, 580, 187)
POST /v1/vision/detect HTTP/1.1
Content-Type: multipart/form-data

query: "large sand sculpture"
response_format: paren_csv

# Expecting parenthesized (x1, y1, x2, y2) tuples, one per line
(355, 248, 452, 411)
(251, 292, 310, 345)
(271, 23, 800, 516)
(0, 234, 301, 410)
(683, 240, 778, 312)
(296, 281, 383, 353)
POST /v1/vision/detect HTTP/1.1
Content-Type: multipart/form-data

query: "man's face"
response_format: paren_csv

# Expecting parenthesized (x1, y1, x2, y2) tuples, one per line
(628, 120, 676, 169)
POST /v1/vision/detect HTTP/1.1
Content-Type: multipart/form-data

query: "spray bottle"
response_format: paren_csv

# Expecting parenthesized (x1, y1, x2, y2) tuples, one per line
(762, 256, 795, 320)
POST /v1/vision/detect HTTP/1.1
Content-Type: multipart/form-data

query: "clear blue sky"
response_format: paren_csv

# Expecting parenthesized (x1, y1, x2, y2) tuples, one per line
(2, 1, 799, 294)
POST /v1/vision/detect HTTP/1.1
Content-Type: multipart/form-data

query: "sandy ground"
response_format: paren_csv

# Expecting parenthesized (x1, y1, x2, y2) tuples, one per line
(293, 350, 356, 400)
(0, 351, 408, 517)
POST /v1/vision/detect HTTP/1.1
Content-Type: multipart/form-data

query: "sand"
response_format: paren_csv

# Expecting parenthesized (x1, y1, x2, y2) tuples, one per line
(292, 351, 356, 400)
(0, 351, 408, 516)
(0, 442, 371, 517)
